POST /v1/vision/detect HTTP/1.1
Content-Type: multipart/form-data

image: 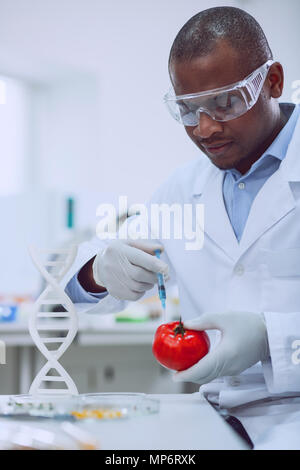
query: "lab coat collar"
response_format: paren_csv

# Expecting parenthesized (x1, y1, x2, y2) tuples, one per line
(280, 104, 300, 182)
(191, 157, 219, 197)
(239, 105, 300, 254)
(193, 166, 240, 260)
(238, 166, 296, 255)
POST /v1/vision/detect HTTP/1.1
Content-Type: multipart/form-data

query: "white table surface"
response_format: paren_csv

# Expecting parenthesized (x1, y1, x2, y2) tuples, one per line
(0, 393, 248, 450)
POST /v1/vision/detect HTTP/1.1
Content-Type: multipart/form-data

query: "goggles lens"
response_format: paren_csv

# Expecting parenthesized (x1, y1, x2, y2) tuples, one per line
(164, 60, 273, 125)
(174, 89, 248, 125)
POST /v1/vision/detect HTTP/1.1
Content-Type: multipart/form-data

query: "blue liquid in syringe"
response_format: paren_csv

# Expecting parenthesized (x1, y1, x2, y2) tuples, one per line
(154, 249, 166, 313)
(157, 273, 166, 309)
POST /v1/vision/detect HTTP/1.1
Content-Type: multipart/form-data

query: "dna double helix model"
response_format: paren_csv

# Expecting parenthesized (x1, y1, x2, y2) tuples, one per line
(28, 245, 79, 395)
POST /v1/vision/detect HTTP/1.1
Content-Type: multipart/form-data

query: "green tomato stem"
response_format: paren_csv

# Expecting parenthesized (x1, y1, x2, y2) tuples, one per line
(174, 318, 185, 338)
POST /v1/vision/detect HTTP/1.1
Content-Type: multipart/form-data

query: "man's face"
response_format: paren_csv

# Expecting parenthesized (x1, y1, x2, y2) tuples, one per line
(169, 40, 278, 173)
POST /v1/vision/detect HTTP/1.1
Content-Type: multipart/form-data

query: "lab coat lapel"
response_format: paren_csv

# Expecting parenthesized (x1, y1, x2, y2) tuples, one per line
(194, 167, 240, 261)
(192, 108, 300, 260)
(238, 168, 296, 255)
(239, 110, 300, 255)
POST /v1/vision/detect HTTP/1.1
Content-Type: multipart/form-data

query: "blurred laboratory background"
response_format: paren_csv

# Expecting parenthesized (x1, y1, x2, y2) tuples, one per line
(0, 0, 299, 395)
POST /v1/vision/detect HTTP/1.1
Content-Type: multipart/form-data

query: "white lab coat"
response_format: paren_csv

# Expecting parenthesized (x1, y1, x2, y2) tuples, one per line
(62, 104, 300, 449)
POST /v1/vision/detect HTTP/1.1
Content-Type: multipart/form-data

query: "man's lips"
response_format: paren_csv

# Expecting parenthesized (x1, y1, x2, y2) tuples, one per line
(202, 141, 233, 155)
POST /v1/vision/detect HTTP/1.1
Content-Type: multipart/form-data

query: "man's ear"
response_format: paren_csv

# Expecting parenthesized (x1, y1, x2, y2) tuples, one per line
(267, 62, 284, 99)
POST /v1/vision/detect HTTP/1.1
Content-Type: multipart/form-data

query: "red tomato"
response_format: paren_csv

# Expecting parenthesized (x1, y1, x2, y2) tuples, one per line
(152, 320, 210, 371)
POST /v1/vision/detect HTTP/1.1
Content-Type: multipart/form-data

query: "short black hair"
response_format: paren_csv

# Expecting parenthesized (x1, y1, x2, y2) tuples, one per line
(169, 7, 273, 75)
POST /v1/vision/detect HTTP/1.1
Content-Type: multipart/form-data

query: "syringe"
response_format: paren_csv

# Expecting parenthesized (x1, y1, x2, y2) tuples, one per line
(154, 249, 167, 322)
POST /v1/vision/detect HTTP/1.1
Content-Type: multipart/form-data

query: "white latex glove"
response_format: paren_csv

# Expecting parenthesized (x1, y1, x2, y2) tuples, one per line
(92, 239, 169, 301)
(173, 311, 269, 385)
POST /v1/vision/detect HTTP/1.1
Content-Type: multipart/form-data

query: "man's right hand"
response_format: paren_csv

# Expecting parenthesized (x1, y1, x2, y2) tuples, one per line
(92, 240, 169, 301)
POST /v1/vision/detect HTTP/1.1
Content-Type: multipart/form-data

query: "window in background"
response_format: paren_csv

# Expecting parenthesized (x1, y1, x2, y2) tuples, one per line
(0, 76, 31, 195)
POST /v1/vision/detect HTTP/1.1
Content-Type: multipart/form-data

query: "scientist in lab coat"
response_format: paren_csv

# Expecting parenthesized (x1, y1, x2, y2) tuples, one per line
(64, 7, 300, 449)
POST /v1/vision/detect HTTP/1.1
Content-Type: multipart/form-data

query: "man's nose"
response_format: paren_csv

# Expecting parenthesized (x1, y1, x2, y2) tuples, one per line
(192, 111, 223, 139)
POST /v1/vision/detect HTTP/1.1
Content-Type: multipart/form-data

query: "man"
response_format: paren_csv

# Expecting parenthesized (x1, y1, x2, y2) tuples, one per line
(64, 7, 300, 448)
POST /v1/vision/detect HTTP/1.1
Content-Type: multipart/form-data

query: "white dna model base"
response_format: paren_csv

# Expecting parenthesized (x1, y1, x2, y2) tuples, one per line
(28, 245, 79, 396)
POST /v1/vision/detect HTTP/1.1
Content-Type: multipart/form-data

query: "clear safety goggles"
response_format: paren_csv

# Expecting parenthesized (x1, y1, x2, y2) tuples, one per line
(164, 60, 274, 125)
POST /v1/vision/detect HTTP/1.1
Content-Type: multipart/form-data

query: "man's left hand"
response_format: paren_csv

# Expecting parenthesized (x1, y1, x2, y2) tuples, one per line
(173, 311, 269, 385)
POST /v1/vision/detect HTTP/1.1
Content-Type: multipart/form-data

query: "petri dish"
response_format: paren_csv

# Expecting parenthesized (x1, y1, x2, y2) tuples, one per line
(0, 394, 81, 419)
(0, 393, 160, 420)
(79, 393, 160, 418)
